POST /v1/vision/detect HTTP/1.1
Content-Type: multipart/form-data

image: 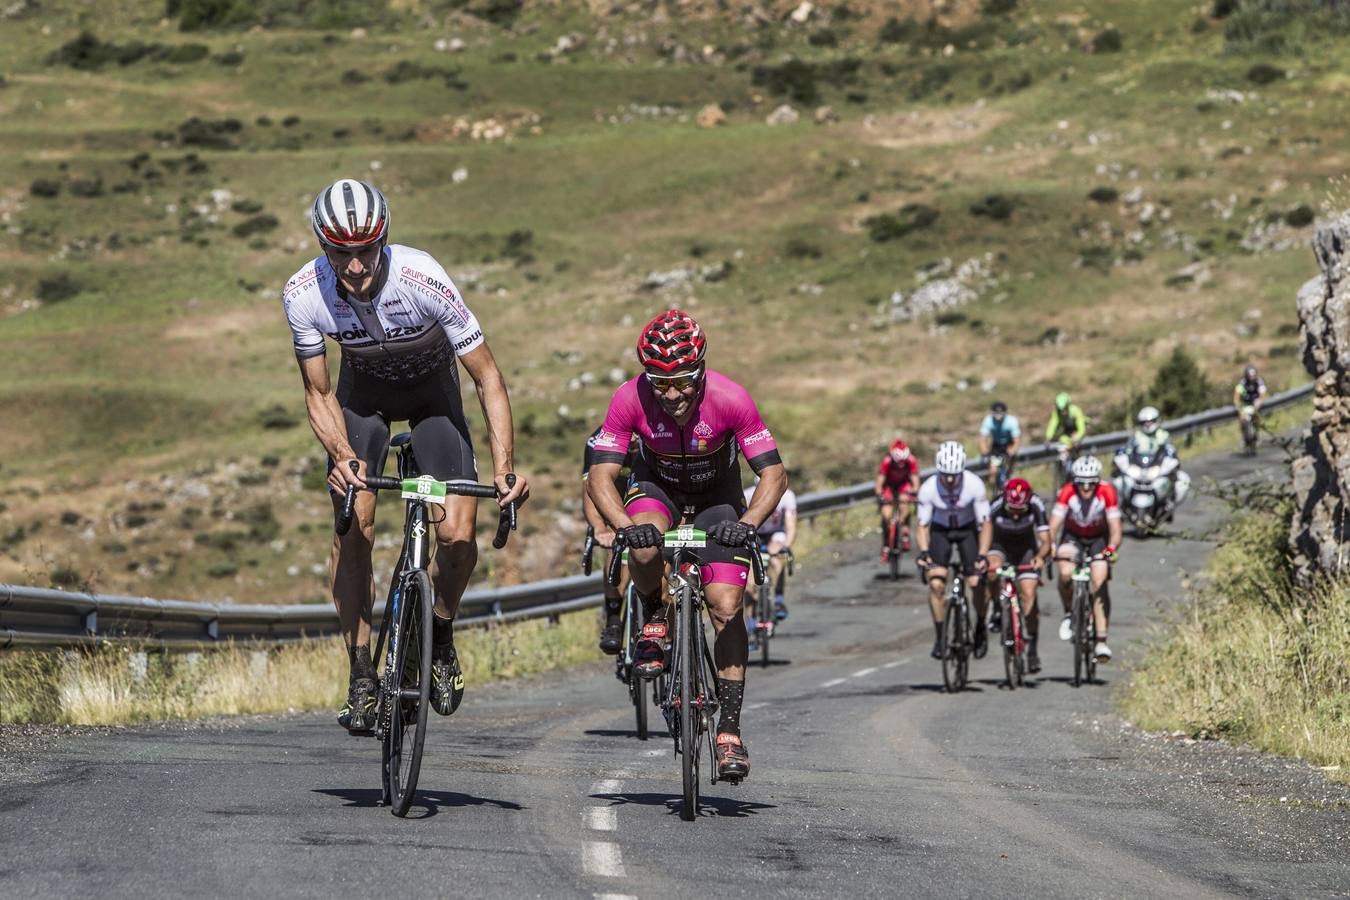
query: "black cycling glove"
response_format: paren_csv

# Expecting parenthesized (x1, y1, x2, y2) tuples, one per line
(618, 523, 664, 549)
(708, 520, 756, 547)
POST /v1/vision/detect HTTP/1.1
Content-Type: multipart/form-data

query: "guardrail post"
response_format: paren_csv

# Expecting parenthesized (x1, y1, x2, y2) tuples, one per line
(83, 610, 97, 635)
(250, 650, 268, 680)
(128, 651, 148, 685)
(206, 618, 218, 640)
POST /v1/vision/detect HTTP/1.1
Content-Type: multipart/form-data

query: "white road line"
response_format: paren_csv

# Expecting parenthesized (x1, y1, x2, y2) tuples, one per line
(883, 657, 910, 669)
(851, 667, 878, 678)
(745, 701, 768, 710)
(584, 842, 627, 878)
(822, 677, 847, 688)
(594, 894, 637, 900)
(586, 806, 617, 832)
(591, 779, 623, 795)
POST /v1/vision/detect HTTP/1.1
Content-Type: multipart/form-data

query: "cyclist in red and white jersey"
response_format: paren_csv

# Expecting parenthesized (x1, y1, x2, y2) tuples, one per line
(1047, 455, 1123, 662)
(283, 178, 529, 733)
(587, 309, 787, 782)
(874, 439, 920, 561)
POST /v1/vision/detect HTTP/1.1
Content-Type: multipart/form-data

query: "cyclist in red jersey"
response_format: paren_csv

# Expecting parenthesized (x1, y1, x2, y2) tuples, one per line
(587, 310, 787, 782)
(874, 440, 920, 561)
(1047, 455, 1123, 662)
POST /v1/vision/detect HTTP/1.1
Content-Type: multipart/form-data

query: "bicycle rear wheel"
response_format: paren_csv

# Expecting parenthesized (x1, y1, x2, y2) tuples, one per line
(628, 595, 648, 741)
(955, 598, 970, 690)
(999, 594, 1016, 691)
(758, 583, 771, 668)
(889, 526, 902, 580)
(677, 585, 699, 822)
(1071, 581, 1088, 688)
(1085, 604, 1099, 684)
(382, 568, 433, 817)
(940, 595, 960, 693)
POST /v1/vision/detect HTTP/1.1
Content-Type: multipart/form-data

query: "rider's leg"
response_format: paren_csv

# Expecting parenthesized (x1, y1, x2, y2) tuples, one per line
(430, 494, 479, 619)
(1090, 561, 1111, 641)
(1055, 545, 1075, 614)
(330, 488, 378, 653)
(1018, 577, 1039, 638)
(879, 501, 896, 557)
(625, 510, 672, 609)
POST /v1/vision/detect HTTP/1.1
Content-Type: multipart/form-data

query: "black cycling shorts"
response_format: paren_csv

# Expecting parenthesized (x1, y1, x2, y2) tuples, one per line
(623, 477, 751, 570)
(988, 532, 1038, 568)
(328, 363, 477, 483)
(1057, 534, 1108, 562)
(929, 525, 980, 577)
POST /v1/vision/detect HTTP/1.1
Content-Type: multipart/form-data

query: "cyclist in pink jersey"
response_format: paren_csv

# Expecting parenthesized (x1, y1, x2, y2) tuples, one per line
(587, 309, 787, 782)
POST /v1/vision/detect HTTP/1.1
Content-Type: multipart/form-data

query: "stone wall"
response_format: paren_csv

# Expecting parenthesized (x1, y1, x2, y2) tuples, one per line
(1290, 214, 1350, 584)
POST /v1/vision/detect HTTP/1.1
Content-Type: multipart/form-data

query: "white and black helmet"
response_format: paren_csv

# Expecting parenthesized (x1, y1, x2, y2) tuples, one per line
(312, 178, 389, 250)
(935, 441, 967, 475)
(1071, 455, 1103, 481)
(1137, 405, 1161, 434)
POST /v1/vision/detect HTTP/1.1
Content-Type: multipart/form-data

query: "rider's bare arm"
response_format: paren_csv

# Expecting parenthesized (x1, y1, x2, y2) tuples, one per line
(873, 473, 886, 497)
(297, 354, 363, 491)
(1108, 515, 1123, 551)
(915, 522, 930, 555)
(979, 434, 992, 456)
(977, 518, 993, 557)
(743, 463, 788, 530)
(587, 462, 632, 531)
(459, 343, 527, 505)
(581, 478, 609, 535)
(783, 508, 798, 547)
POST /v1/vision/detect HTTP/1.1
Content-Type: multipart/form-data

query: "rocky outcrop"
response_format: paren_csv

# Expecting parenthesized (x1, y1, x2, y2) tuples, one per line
(1290, 214, 1350, 584)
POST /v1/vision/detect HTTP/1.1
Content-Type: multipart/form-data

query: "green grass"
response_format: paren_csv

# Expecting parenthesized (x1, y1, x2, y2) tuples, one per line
(1122, 496, 1349, 782)
(0, 0, 1327, 604)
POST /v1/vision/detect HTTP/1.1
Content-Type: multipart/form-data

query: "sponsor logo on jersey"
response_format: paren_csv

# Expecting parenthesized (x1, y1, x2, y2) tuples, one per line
(453, 329, 483, 351)
(690, 470, 714, 482)
(743, 427, 773, 445)
(650, 422, 673, 438)
(692, 421, 714, 439)
(690, 438, 708, 452)
(593, 430, 621, 450)
(326, 327, 371, 342)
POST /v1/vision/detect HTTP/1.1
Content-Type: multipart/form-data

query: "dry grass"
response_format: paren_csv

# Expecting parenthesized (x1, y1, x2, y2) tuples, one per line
(1122, 499, 1350, 781)
(0, 608, 601, 725)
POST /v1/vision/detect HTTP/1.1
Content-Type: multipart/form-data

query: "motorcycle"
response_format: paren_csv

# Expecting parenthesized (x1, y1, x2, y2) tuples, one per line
(1112, 447, 1177, 536)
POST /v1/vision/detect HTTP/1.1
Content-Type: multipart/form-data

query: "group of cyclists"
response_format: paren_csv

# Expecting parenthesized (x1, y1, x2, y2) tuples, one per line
(282, 177, 1272, 790)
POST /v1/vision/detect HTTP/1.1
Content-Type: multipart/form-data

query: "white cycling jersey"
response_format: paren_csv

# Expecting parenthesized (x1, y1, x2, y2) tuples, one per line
(916, 471, 989, 530)
(283, 244, 485, 384)
(745, 486, 797, 535)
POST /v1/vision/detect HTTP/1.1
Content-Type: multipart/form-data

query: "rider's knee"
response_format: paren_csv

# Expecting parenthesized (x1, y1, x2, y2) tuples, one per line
(437, 536, 478, 569)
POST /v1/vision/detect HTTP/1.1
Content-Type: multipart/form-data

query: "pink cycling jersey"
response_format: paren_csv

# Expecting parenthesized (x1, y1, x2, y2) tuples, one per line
(591, 370, 781, 494)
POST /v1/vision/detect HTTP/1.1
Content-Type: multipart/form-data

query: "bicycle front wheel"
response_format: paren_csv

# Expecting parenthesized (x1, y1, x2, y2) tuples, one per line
(999, 594, 1016, 691)
(941, 596, 960, 693)
(383, 568, 433, 817)
(678, 585, 699, 822)
(1071, 581, 1088, 688)
(629, 598, 649, 741)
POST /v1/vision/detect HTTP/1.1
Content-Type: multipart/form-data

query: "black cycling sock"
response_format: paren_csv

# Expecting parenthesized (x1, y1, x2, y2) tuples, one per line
(349, 644, 375, 681)
(716, 678, 745, 736)
(933, 621, 944, 641)
(432, 613, 453, 649)
(603, 594, 622, 624)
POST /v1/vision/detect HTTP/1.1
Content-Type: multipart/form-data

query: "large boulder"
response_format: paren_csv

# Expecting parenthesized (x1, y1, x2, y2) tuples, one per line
(1290, 213, 1350, 584)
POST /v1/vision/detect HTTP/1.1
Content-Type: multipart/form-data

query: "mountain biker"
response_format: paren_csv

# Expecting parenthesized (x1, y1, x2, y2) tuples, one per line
(1046, 392, 1088, 484)
(874, 439, 921, 562)
(979, 477, 1051, 673)
(1113, 406, 1191, 521)
(915, 442, 992, 661)
(1235, 365, 1267, 435)
(743, 475, 797, 629)
(978, 401, 1022, 487)
(583, 428, 639, 655)
(586, 309, 787, 782)
(283, 178, 530, 733)
(1047, 456, 1122, 662)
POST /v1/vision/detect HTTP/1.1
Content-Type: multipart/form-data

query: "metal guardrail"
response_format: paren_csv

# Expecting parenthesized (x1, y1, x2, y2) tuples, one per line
(0, 383, 1311, 650)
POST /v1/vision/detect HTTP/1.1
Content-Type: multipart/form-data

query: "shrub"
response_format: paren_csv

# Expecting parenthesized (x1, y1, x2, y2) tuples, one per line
(863, 203, 939, 242)
(1087, 186, 1119, 203)
(969, 194, 1014, 220)
(214, 50, 245, 66)
(29, 178, 60, 198)
(752, 59, 820, 104)
(808, 29, 838, 47)
(1092, 28, 1124, 53)
(341, 68, 370, 84)
(207, 562, 239, 578)
(981, 0, 1017, 13)
(232, 213, 279, 238)
(37, 273, 81, 303)
(1150, 346, 1217, 418)
(258, 403, 298, 429)
(178, 116, 243, 150)
(784, 238, 824, 259)
(69, 177, 104, 198)
(909, 63, 953, 100)
(1286, 204, 1315, 227)
(163, 43, 210, 63)
(231, 199, 263, 214)
(1246, 62, 1285, 84)
(1211, 0, 1239, 17)
(879, 16, 918, 44)
(1224, 0, 1350, 53)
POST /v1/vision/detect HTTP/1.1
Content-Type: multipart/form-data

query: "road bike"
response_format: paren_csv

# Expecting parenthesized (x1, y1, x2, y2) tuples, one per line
(881, 497, 912, 581)
(1066, 545, 1110, 688)
(748, 546, 793, 668)
(937, 563, 974, 693)
(993, 563, 1039, 689)
(607, 526, 765, 822)
(335, 437, 517, 817)
(986, 451, 1014, 492)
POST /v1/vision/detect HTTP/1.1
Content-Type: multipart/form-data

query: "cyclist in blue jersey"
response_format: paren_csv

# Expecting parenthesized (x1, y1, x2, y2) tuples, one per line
(978, 401, 1021, 489)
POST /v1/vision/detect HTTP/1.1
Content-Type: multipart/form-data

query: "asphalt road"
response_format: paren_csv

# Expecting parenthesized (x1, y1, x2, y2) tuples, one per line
(1, 439, 1346, 899)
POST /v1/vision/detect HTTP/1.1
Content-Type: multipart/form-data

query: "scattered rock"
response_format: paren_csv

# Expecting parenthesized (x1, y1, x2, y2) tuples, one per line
(813, 105, 839, 125)
(788, 1, 813, 24)
(696, 104, 727, 128)
(766, 104, 799, 126)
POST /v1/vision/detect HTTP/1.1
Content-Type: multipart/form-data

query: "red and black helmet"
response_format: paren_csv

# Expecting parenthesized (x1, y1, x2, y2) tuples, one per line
(636, 309, 707, 373)
(1002, 477, 1033, 512)
(889, 440, 911, 462)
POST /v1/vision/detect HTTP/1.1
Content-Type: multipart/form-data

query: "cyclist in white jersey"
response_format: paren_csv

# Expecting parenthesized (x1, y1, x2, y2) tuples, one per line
(915, 442, 992, 660)
(743, 477, 797, 625)
(283, 178, 529, 733)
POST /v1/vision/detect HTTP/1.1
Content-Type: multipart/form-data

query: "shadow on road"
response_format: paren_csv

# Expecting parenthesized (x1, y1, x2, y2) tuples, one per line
(1038, 675, 1111, 688)
(313, 788, 525, 819)
(584, 728, 672, 740)
(591, 791, 776, 819)
(871, 572, 913, 582)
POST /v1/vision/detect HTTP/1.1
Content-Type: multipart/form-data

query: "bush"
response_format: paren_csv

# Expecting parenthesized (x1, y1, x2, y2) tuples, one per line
(29, 178, 60, 198)
(909, 63, 953, 100)
(214, 50, 245, 66)
(808, 28, 838, 47)
(385, 60, 468, 90)
(969, 194, 1014, 220)
(258, 403, 298, 429)
(1092, 28, 1124, 53)
(784, 238, 824, 259)
(207, 562, 239, 578)
(1247, 62, 1285, 84)
(37, 273, 81, 303)
(863, 203, 939, 242)
(981, 0, 1017, 12)
(69, 177, 104, 198)
(231, 199, 263, 214)
(178, 117, 243, 150)
(231, 213, 278, 238)
(1151, 346, 1217, 418)
(166, 0, 390, 31)
(751, 57, 861, 106)
(1286, 204, 1315, 227)
(163, 43, 210, 63)
(1224, 0, 1350, 53)
(879, 16, 921, 44)
(1087, 186, 1119, 203)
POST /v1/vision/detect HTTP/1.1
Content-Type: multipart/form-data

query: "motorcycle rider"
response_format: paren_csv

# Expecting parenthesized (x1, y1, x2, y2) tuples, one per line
(1112, 406, 1191, 523)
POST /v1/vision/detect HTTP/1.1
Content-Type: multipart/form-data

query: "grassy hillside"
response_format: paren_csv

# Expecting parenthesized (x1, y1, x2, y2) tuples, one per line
(0, 0, 1332, 602)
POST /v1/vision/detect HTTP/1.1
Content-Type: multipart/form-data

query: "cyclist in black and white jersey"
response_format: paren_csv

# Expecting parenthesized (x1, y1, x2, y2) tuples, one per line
(283, 178, 529, 733)
(979, 478, 1051, 673)
(915, 442, 992, 660)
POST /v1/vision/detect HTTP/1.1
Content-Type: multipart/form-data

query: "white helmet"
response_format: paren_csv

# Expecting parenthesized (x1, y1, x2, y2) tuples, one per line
(312, 178, 390, 250)
(935, 441, 967, 475)
(1071, 455, 1103, 481)
(1137, 406, 1161, 435)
